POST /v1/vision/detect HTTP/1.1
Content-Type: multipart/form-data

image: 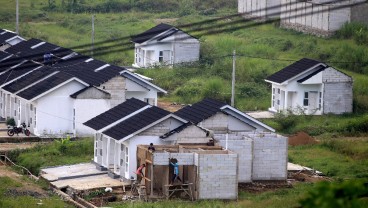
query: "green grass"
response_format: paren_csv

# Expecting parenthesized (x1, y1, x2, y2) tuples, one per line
(0, 176, 72, 208)
(289, 138, 368, 179)
(7, 138, 94, 175)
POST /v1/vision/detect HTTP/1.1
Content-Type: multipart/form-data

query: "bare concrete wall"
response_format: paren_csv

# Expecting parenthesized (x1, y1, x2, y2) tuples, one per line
(99, 76, 126, 108)
(251, 133, 288, 180)
(351, 3, 368, 26)
(196, 153, 238, 200)
(238, 0, 281, 19)
(322, 67, 353, 114)
(218, 138, 253, 183)
(280, 0, 368, 36)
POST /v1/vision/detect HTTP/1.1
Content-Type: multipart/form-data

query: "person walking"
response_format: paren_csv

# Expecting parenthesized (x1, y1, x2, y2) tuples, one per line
(169, 158, 182, 184)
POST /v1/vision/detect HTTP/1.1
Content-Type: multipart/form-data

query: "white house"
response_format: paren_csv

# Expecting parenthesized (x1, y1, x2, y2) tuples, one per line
(280, 0, 368, 36)
(265, 58, 353, 115)
(131, 23, 200, 68)
(0, 29, 25, 51)
(84, 98, 190, 180)
(238, 0, 281, 20)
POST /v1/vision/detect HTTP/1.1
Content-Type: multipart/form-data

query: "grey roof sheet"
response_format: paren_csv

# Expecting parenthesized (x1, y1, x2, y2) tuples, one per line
(84, 98, 149, 131)
(265, 58, 322, 84)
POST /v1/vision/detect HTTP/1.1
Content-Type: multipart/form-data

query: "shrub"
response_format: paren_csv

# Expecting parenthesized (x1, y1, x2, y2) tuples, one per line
(6, 118, 16, 127)
(300, 181, 368, 208)
(336, 22, 368, 39)
(273, 112, 299, 132)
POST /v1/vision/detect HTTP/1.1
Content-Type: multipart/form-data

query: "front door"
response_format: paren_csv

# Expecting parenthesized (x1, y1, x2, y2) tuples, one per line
(309, 92, 318, 114)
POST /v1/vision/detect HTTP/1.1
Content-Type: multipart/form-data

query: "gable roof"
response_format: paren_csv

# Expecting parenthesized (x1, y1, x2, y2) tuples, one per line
(2, 66, 56, 93)
(131, 23, 174, 44)
(297, 65, 326, 83)
(174, 98, 275, 132)
(84, 98, 150, 131)
(5, 38, 73, 63)
(102, 106, 171, 140)
(121, 70, 167, 93)
(265, 58, 323, 84)
(16, 72, 86, 100)
(70, 86, 111, 99)
(174, 98, 227, 124)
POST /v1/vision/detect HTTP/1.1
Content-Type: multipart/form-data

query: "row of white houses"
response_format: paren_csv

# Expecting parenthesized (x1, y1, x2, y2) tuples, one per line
(0, 30, 166, 137)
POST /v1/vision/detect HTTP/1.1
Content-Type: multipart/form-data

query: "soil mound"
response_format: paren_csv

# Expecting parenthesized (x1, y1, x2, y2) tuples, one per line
(288, 132, 317, 146)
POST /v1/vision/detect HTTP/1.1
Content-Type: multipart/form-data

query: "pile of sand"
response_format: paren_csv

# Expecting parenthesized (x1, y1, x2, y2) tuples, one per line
(288, 132, 318, 146)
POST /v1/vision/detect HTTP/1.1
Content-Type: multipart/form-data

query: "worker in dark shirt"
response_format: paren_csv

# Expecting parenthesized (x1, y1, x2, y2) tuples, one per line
(148, 143, 155, 152)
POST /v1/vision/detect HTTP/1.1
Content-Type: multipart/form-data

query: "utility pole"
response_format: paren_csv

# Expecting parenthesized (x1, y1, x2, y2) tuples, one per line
(91, 14, 95, 57)
(231, 50, 236, 107)
(16, 0, 19, 34)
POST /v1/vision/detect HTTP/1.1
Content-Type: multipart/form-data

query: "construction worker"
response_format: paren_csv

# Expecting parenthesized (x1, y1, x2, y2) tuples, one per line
(135, 164, 145, 182)
(148, 143, 155, 152)
(169, 158, 182, 184)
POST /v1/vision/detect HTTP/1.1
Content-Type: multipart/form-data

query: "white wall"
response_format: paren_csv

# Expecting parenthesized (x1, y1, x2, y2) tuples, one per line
(33, 81, 86, 136)
(74, 99, 111, 136)
(125, 136, 171, 180)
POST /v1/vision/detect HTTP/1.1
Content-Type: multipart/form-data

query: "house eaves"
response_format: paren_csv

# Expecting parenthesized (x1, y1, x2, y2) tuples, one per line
(220, 105, 275, 132)
(117, 114, 188, 143)
(97, 105, 152, 133)
(121, 70, 167, 94)
(28, 77, 89, 102)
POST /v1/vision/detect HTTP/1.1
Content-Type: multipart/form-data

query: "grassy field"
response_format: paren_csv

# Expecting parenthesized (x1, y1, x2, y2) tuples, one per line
(0, 174, 72, 208)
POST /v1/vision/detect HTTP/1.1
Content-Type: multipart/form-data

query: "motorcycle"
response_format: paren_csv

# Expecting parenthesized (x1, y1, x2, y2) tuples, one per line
(7, 122, 30, 136)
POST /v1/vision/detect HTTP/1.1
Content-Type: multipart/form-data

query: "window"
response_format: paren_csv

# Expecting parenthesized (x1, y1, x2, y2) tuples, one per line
(277, 99, 280, 105)
(14, 110, 16, 117)
(99, 149, 103, 156)
(30, 117, 32, 124)
(319, 92, 322, 109)
(30, 104, 33, 111)
(0, 103, 2, 110)
(14, 98, 17, 104)
(159, 51, 163, 63)
(277, 89, 280, 94)
(303, 92, 309, 106)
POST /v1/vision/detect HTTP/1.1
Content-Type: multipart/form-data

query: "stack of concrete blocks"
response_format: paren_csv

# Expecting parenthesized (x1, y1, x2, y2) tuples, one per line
(217, 135, 253, 182)
(214, 131, 288, 181)
(322, 67, 353, 114)
(194, 151, 238, 200)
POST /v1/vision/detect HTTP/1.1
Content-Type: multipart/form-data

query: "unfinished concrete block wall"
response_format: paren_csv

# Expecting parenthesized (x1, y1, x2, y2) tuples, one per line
(322, 67, 353, 114)
(139, 118, 182, 136)
(218, 137, 253, 182)
(99, 76, 126, 108)
(199, 113, 228, 133)
(153, 152, 194, 165)
(196, 152, 238, 200)
(280, 0, 367, 36)
(238, 0, 281, 19)
(251, 133, 288, 180)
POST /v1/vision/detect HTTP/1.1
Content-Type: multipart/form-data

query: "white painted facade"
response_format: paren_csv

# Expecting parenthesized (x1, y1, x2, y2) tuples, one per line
(266, 66, 353, 115)
(133, 30, 200, 68)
